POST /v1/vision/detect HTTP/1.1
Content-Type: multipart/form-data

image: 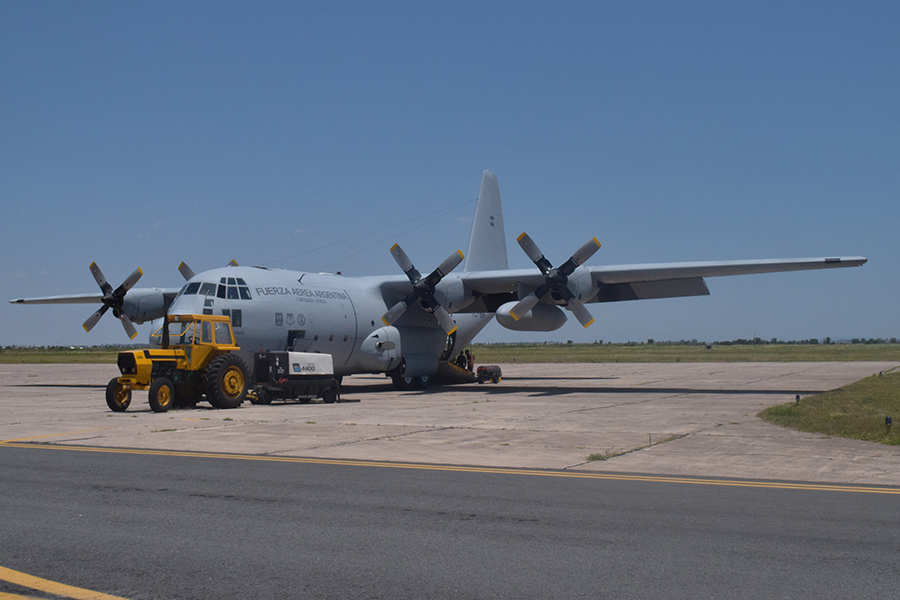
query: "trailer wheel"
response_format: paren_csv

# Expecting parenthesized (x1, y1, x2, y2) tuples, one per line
(106, 378, 131, 412)
(251, 389, 272, 405)
(322, 387, 338, 404)
(204, 354, 248, 409)
(149, 378, 175, 413)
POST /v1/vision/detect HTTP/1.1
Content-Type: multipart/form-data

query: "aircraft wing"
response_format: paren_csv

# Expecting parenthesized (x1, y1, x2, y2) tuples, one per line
(455, 256, 868, 311)
(9, 293, 104, 305)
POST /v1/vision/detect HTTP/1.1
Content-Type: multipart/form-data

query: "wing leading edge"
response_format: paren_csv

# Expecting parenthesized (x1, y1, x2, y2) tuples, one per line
(455, 256, 867, 311)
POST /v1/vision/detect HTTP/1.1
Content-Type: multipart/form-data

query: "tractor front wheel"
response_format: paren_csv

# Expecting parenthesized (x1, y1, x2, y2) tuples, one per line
(105, 378, 131, 412)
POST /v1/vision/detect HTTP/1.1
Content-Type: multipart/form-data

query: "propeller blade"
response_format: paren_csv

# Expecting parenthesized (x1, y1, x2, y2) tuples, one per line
(516, 233, 552, 274)
(571, 237, 602, 267)
(509, 292, 541, 321)
(382, 298, 412, 326)
(433, 306, 458, 335)
(228, 259, 239, 267)
(558, 238, 601, 277)
(119, 315, 139, 339)
(566, 299, 595, 328)
(178, 262, 196, 281)
(83, 305, 109, 333)
(89, 262, 114, 296)
(114, 267, 143, 297)
(390, 244, 421, 283)
(434, 250, 465, 279)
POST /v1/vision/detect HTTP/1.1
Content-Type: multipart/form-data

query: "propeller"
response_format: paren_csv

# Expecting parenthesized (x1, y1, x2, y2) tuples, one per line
(509, 233, 601, 328)
(381, 244, 465, 335)
(82, 262, 143, 339)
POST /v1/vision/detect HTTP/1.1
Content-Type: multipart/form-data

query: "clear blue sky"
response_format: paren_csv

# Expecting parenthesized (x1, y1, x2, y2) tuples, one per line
(2, 1, 897, 346)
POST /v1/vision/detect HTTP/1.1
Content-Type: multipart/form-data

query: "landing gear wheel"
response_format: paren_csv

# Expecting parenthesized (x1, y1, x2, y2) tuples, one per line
(105, 378, 131, 412)
(148, 377, 175, 413)
(413, 374, 431, 390)
(391, 372, 416, 391)
(204, 354, 248, 409)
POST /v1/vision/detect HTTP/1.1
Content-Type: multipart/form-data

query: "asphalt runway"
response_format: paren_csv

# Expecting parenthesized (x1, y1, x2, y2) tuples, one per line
(2, 443, 899, 600)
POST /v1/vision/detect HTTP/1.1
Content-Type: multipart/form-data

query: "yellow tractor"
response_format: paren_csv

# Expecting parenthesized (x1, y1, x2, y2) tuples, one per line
(106, 313, 248, 412)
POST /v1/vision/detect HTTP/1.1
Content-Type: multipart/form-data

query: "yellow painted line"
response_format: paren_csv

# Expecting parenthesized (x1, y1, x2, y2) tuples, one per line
(2, 441, 899, 495)
(1, 429, 111, 443)
(0, 566, 131, 600)
(0, 592, 54, 600)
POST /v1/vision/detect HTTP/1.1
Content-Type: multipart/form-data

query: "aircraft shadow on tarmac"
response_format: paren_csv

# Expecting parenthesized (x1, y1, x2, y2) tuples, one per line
(16, 379, 818, 400)
(340, 378, 819, 398)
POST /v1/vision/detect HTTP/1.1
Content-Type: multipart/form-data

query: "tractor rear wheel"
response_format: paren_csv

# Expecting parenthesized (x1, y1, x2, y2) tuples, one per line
(204, 354, 248, 409)
(105, 378, 131, 412)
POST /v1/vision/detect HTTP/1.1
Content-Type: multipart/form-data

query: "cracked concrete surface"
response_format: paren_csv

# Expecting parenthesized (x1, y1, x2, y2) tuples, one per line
(1, 361, 898, 485)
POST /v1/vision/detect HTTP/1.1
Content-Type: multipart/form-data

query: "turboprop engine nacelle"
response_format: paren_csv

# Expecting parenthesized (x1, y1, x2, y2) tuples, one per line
(358, 326, 403, 372)
(121, 288, 169, 324)
(496, 301, 568, 332)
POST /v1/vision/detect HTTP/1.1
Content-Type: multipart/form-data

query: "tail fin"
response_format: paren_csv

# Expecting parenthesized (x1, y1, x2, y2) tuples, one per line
(464, 170, 508, 272)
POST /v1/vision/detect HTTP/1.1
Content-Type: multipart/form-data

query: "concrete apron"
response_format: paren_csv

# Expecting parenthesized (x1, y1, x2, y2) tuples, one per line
(1, 361, 898, 486)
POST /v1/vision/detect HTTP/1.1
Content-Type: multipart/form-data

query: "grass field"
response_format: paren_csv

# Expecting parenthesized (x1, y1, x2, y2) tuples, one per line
(760, 369, 900, 445)
(4, 342, 900, 364)
(469, 342, 900, 364)
(0, 347, 124, 364)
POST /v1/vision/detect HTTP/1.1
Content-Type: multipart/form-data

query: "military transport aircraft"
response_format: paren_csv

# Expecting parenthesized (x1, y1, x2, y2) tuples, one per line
(11, 170, 866, 390)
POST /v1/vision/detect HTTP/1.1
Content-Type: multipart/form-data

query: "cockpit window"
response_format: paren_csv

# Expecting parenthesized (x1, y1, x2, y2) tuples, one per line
(198, 282, 217, 296)
(183, 282, 201, 295)
(217, 279, 252, 300)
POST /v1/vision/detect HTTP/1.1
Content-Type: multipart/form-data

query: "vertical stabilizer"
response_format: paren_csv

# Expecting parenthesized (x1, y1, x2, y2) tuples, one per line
(464, 170, 508, 272)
